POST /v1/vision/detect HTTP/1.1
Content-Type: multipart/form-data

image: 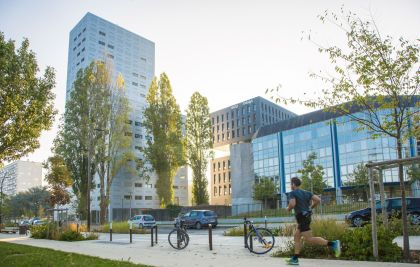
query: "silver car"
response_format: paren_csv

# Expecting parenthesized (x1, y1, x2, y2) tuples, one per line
(128, 214, 156, 229)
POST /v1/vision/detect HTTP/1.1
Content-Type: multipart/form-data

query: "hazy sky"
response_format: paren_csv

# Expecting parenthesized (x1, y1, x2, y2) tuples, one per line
(0, 0, 419, 164)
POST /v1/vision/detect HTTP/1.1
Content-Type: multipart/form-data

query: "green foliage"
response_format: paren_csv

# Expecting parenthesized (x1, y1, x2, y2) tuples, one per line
(54, 61, 133, 221)
(58, 229, 84, 241)
(0, 32, 56, 166)
(44, 155, 72, 206)
(143, 73, 185, 207)
(223, 226, 244, 236)
(345, 163, 378, 201)
(186, 92, 212, 205)
(252, 178, 277, 208)
(341, 225, 402, 262)
(30, 223, 99, 241)
(6, 186, 51, 218)
(273, 219, 403, 262)
(0, 242, 151, 266)
(101, 222, 149, 234)
(166, 204, 182, 219)
(297, 152, 326, 195)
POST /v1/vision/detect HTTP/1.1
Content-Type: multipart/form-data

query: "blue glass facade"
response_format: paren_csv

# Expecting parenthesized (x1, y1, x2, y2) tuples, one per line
(252, 112, 417, 194)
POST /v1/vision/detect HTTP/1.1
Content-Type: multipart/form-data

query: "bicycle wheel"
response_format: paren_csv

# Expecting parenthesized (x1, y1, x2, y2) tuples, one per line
(168, 229, 189, 250)
(246, 227, 275, 254)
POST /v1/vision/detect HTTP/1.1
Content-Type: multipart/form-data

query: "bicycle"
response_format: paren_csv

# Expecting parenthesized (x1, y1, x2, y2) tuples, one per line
(168, 221, 189, 250)
(244, 218, 275, 254)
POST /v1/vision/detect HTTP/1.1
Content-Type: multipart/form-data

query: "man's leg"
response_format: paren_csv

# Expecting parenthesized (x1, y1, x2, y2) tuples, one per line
(301, 230, 341, 257)
(301, 230, 328, 245)
(294, 229, 302, 255)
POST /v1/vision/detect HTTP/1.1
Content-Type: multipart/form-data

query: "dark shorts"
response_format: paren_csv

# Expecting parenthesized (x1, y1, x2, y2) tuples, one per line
(295, 213, 311, 232)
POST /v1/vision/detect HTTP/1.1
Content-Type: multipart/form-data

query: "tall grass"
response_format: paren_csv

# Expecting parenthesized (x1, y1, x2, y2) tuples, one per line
(101, 222, 150, 234)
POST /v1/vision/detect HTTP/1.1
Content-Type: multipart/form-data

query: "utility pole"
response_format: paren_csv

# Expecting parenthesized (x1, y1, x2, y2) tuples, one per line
(87, 129, 92, 232)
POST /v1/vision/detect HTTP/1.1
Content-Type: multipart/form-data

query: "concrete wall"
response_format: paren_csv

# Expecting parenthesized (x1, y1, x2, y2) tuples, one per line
(230, 143, 260, 215)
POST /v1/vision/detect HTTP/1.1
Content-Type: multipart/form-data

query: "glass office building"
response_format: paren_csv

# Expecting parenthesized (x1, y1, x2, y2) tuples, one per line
(253, 105, 419, 200)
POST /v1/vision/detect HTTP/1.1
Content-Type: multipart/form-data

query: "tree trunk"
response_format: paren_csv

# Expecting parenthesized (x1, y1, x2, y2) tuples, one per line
(397, 139, 410, 261)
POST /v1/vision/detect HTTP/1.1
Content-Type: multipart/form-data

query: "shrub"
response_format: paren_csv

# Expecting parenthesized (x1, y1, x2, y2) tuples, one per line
(223, 226, 244, 236)
(273, 219, 403, 262)
(59, 230, 84, 241)
(68, 222, 87, 232)
(272, 224, 296, 237)
(30, 223, 60, 240)
(341, 225, 402, 262)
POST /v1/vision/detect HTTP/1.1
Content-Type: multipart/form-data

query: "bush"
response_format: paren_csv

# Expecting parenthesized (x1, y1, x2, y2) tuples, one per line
(223, 226, 244, 236)
(341, 225, 402, 262)
(101, 222, 150, 234)
(272, 224, 296, 237)
(273, 219, 403, 262)
(30, 223, 60, 240)
(30, 222, 98, 241)
(59, 230, 84, 241)
(68, 222, 87, 232)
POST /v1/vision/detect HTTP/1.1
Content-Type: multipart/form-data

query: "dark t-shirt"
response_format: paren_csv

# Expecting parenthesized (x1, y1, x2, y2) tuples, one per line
(289, 188, 313, 215)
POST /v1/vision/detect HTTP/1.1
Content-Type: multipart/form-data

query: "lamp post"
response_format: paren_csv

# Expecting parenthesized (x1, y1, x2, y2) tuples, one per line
(0, 172, 8, 226)
(129, 192, 132, 219)
(87, 128, 107, 232)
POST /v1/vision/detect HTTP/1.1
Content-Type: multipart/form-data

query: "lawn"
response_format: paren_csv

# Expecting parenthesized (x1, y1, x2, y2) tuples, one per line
(0, 242, 152, 267)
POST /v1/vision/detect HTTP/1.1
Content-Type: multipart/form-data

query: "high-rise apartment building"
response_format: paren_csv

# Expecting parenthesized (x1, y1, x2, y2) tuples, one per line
(0, 161, 43, 196)
(66, 13, 187, 221)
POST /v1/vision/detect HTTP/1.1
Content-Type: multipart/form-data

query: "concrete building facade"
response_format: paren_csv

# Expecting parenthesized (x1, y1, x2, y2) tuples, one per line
(0, 161, 43, 196)
(209, 97, 296, 205)
(66, 13, 188, 220)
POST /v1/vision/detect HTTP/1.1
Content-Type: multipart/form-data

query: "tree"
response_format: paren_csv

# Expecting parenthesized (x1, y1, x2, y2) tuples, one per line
(7, 186, 51, 218)
(297, 152, 326, 195)
(143, 73, 185, 207)
(54, 61, 112, 219)
(346, 163, 378, 201)
(44, 155, 72, 207)
(0, 32, 56, 167)
(253, 178, 277, 209)
(270, 9, 419, 259)
(186, 92, 213, 205)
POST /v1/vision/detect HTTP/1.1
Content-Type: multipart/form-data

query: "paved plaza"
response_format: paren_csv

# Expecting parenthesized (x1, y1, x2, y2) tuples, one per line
(1, 231, 418, 267)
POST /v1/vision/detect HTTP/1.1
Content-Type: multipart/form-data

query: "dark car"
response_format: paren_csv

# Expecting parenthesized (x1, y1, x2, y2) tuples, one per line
(175, 210, 218, 229)
(345, 197, 420, 227)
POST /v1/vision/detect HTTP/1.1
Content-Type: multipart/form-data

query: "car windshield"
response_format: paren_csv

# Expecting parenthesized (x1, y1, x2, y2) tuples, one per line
(143, 215, 154, 221)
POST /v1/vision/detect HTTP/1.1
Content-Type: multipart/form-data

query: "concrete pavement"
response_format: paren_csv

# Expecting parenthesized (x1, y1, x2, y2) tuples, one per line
(1, 232, 418, 266)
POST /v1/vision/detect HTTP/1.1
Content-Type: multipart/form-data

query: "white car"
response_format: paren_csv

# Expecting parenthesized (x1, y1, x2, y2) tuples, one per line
(128, 215, 156, 229)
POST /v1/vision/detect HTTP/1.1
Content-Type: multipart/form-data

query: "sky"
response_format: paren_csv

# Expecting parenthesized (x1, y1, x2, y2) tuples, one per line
(0, 0, 419, 165)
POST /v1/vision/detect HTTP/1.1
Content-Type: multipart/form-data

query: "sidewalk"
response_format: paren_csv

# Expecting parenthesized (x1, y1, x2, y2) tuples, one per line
(1, 233, 417, 267)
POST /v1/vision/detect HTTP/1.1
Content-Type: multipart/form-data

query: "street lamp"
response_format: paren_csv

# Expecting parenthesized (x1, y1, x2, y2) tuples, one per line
(87, 128, 107, 232)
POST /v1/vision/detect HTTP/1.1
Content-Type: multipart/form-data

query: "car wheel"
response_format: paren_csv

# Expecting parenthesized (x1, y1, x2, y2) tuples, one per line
(410, 213, 420, 225)
(195, 222, 202, 230)
(352, 216, 364, 227)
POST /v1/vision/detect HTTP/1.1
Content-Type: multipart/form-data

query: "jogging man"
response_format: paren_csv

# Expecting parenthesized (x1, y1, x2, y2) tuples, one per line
(286, 177, 341, 265)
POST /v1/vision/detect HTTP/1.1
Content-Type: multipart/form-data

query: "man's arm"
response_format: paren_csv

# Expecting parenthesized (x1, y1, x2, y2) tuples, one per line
(287, 198, 296, 212)
(310, 194, 321, 209)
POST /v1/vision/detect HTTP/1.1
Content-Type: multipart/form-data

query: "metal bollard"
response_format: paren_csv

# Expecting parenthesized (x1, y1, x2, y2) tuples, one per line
(209, 224, 213, 251)
(264, 216, 267, 229)
(77, 223, 80, 233)
(177, 228, 180, 249)
(248, 224, 253, 250)
(129, 222, 132, 243)
(151, 226, 154, 247)
(155, 225, 158, 244)
(110, 222, 113, 242)
(244, 218, 248, 248)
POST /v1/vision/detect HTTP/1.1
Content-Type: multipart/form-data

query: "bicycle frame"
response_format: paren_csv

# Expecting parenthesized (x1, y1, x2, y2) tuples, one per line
(244, 220, 268, 245)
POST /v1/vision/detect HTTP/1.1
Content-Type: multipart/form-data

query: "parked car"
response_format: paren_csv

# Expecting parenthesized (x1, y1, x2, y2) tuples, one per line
(29, 217, 40, 225)
(32, 219, 47, 225)
(19, 220, 30, 226)
(345, 197, 420, 227)
(175, 210, 218, 229)
(128, 215, 156, 229)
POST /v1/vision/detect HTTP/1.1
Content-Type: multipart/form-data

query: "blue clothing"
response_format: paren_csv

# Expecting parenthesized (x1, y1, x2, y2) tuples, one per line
(289, 188, 313, 215)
